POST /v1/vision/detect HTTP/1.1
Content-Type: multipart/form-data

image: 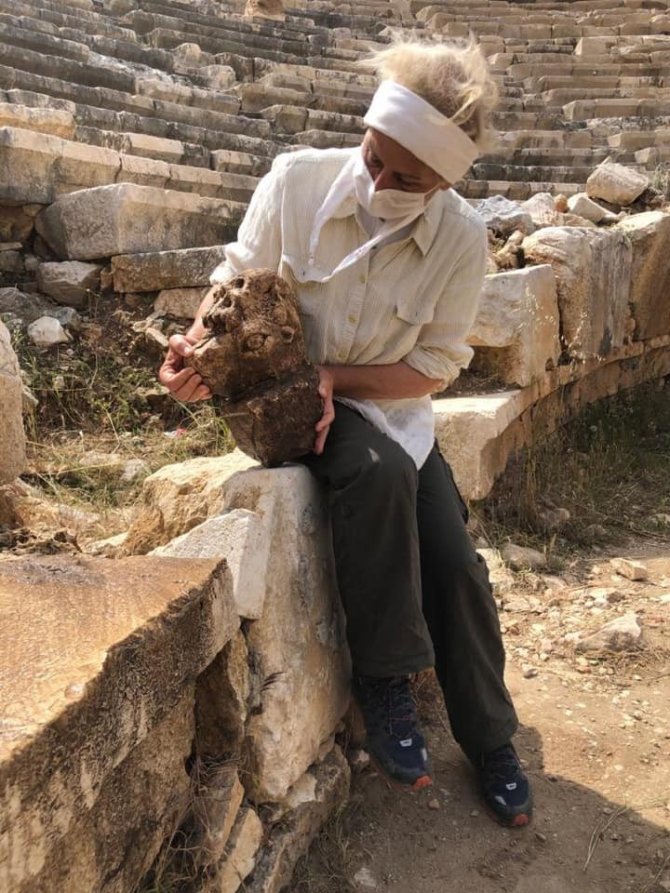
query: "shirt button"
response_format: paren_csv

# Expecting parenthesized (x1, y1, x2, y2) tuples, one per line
(358, 274, 366, 284)
(347, 314, 357, 324)
(337, 351, 346, 361)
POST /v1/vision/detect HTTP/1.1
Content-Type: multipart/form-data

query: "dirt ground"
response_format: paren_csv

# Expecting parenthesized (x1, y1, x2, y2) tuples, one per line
(293, 543, 670, 893)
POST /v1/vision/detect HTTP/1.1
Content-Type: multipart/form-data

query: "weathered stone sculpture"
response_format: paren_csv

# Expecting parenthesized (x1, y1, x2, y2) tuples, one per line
(189, 269, 323, 466)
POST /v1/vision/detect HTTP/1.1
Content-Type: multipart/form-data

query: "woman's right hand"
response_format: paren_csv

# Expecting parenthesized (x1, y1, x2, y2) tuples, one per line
(159, 334, 212, 402)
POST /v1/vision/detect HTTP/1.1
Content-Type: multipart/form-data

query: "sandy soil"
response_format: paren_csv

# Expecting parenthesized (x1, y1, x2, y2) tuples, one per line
(294, 546, 670, 893)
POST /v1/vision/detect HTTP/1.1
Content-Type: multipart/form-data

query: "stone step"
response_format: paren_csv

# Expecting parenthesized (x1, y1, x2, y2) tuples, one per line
(0, 125, 258, 206)
(471, 161, 602, 183)
(235, 82, 369, 117)
(4, 0, 139, 42)
(564, 97, 670, 119)
(0, 4, 176, 74)
(292, 128, 362, 149)
(539, 86, 670, 106)
(508, 61, 670, 79)
(0, 83, 278, 159)
(36, 182, 244, 259)
(483, 145, 621, 166)
(261, 103, 365, 136)
(635, 144, 670, 164)
(496, 128, 594, 149)
(459, 179, 583, 200)
(608, 128, 670, 148)
(0, 29, 250, 119)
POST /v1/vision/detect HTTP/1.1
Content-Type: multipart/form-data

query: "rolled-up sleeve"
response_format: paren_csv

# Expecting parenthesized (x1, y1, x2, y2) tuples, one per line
(209, 154, 287, 285)
(403, 226, 487, 390)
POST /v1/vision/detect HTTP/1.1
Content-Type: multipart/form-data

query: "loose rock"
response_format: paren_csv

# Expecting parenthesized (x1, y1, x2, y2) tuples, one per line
(501, 543, 547, 571)
(586, 161, 650, 206)
(611, 558, 648, 582)
(36, 261, 102, 308)
(27, 316, 70, 348)
(576, 612, 643, 654)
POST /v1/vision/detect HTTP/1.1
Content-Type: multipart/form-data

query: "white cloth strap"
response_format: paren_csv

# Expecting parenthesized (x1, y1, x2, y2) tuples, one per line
(364, 79, 479, 185)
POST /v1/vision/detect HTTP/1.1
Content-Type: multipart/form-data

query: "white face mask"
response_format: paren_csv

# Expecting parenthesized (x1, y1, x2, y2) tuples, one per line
(353, 151, 436, 221)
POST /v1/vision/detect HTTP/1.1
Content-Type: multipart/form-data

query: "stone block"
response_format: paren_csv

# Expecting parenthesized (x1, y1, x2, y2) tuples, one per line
(125, 454, 350, 803)
(14, 690, 195, 893)
(154, 286, 209, 318)
(123, 450, 257, 554)
(36, 261, 102, 308)
(586, 161, 650, 206)
(0, 320, 26, 484)
(0, 205, 41, 243)
(221, 467, 349, 803)
(112, 246, 228, 292)
(194, 766, 245, 870)
(209, 807, 264, 893)
(0, 103, 76, 139)
(567, 192, 617, 224)
(125, 132, 185, 163)
(151, 509, 269, 620)
(0, 126, 62, 203)
(522, 226, 633, 358)
(473, 194, 535, 236)
(54, 141, 121, 194)
(468, 265, 561, 387)
(243, 746, 350, 892)
(0, 554, 238, 893)
(117, 153, 170, 189)
(615, 211, 670, 340)
(35, 184, 244, 260)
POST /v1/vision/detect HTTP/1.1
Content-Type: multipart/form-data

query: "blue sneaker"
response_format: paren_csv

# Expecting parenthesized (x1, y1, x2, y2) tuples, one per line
(353, 675, 432, 791)
(478, 744, 533, 827)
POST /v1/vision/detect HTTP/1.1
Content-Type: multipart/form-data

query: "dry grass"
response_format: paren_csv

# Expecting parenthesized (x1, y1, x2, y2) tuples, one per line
(478, 379, 670, 554)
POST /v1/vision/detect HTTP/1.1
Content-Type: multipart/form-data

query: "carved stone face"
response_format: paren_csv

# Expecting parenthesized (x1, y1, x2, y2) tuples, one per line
(194, 269, 308, 398)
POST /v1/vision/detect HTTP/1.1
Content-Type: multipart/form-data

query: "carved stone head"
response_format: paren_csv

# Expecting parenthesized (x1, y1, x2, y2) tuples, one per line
(194, 269, 308, 398)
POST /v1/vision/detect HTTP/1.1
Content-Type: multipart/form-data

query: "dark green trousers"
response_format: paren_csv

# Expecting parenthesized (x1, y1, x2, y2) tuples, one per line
(300, 404, 518, 758)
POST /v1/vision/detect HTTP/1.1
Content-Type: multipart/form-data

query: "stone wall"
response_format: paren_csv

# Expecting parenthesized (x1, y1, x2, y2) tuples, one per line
(0, 455, 351, 893)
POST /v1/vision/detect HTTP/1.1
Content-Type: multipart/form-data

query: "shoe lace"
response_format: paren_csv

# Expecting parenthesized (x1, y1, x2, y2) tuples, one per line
(356, 676, 419, 740)
(482, 745, 521, 782)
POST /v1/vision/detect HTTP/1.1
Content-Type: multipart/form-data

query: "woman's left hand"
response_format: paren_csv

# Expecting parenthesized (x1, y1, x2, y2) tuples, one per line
(314, 366, 335, 455)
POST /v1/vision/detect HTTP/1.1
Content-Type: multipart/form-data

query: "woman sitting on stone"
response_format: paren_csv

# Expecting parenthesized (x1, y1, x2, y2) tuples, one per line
(159, 37, 532, 827)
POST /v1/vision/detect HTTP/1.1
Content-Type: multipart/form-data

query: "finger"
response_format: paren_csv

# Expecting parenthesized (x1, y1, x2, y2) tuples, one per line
(313, 427, 329, 455)
(191, 384, 212, 401)
(315, 410, 335, 432)
(162, 367, 199, 391)
(169, 335, 196, 358)
(175, 375, 206, 402)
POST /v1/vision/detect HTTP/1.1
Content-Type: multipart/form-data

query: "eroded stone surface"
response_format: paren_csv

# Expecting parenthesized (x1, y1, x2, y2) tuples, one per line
(0, 320, 26, 485)
(0, 554, 238, 893)
(523, 226, 632, 359)
(123, 450, 257, 554)
(35, 184, 243, 260)
(36, 261, 102, 308)
(219, 465, 349, 803)
(468, 265, 561, 386)
(151, 509, 269, 619)
(243, 746, 350, 892)
(190, 269, 323, 466)
(586, 161, 650, 206)
(616, 211, 670, 340)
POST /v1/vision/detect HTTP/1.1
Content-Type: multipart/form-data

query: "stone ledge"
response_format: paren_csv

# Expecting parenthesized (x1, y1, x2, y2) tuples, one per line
(0, 554, 238, 892)
(436, 337, 670, 500)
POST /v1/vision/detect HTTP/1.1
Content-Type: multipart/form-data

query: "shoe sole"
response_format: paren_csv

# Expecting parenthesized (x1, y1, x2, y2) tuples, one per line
(369, 754, 433, 792)
(483, 801, 532, 828)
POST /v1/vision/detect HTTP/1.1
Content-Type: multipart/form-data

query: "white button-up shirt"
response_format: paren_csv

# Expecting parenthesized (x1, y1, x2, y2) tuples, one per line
(210, 147, 487, 468)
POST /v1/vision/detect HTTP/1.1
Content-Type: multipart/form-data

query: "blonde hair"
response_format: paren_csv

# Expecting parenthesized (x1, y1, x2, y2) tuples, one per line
(360, 37, 498, 150)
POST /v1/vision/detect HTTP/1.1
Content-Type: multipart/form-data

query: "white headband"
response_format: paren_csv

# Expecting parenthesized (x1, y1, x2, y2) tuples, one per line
(363, 79, 479, 184)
